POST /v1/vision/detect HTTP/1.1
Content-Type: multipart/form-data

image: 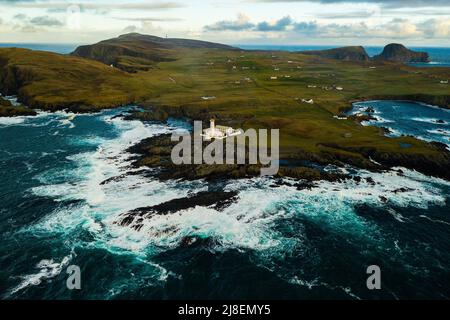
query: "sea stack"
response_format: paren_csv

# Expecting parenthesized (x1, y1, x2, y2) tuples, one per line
(373, 43, 430, 63)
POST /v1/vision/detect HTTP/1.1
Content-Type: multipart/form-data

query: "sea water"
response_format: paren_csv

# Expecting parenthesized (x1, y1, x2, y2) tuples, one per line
(0, 102, 449, 299)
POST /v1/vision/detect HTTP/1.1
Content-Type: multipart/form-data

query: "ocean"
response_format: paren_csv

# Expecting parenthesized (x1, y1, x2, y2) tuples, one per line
(0, 43, 78, 55)
(0, 98, 449, 299)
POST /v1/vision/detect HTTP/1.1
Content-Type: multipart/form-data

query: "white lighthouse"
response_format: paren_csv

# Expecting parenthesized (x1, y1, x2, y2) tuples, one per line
(201, 118, 242, 140)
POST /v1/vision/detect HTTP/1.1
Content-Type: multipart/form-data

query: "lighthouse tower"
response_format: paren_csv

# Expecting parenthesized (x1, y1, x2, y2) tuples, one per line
(210, 118, 215, 132)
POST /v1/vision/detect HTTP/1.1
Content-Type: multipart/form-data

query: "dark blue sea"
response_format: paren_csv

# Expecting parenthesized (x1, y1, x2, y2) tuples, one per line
(0, 43, 78, 55)
(0, 98, 450, 299)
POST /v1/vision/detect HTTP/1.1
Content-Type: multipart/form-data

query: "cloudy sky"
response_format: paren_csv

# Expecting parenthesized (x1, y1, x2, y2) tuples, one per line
(0, 0, 449, 46)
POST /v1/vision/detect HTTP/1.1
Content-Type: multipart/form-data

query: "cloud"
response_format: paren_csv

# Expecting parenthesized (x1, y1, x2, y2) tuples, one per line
(256, 15, 293, 31)
(316, 9, 379, 19)
(0, 1, 184, 11)
(292, 21, 319, 34)
(252, 0, 450, 8)
(13, 13, 27, 20)
(204, 14, 450, 40)
(123, 25, 138, 33)
(113, 16, 183, 22)
(30, 15, 64, 26)
(417, 18, 450, 38)
(204, 13, 255, 31)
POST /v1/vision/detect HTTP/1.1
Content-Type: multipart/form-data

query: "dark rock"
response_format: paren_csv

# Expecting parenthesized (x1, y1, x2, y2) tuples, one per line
(300, 46, 370, 62)
(373, 43, 429, 63)
(117, 191, 239, 230)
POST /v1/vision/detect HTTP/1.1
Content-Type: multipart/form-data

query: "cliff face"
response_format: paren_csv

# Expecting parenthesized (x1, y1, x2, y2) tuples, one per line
(0, 56, 36, 98)
(373, 43, 430, 63)
(300, 46, 370, 62)
(72, 33, 238, 72)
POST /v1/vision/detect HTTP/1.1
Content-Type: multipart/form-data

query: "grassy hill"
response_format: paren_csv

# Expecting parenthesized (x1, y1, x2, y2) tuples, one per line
(72, 33, 237, 72)
(1, 34, 450, 178)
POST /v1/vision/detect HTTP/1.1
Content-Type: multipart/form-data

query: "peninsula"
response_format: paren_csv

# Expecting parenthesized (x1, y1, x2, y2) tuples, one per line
(1, 33, 449, 181)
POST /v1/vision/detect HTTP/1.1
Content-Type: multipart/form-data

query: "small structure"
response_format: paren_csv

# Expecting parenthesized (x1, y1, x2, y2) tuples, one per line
(201, 96, 216, 101)
(201, 119, 243, 141)
(301, 99, 314, 104)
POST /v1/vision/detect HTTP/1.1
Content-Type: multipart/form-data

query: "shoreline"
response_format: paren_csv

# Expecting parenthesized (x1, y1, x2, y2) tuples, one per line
(2, 97, 450, 182)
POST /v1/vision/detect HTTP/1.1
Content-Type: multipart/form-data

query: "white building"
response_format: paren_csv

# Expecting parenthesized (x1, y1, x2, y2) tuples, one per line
(201, 119, 242, 140)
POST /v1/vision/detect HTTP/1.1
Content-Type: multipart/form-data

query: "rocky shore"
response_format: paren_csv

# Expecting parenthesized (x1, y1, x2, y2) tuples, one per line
(126, 133, 349, 183)
(0, 96, 36, 117)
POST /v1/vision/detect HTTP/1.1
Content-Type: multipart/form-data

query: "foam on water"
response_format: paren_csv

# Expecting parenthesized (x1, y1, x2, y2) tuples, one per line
(12, 109, 450, 297)
(29, 114, 449, 255)
(411, 117, 448, 125)
(6, 255, 72, 297)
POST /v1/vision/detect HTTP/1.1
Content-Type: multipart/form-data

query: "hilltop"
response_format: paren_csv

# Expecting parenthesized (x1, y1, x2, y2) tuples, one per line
(72, 33, 237, 73)
(373, 43, 429, 63)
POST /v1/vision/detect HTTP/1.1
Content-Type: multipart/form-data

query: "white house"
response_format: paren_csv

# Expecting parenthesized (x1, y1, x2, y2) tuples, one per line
(201, 96, 216, 101)
(301, 99, 314, 104)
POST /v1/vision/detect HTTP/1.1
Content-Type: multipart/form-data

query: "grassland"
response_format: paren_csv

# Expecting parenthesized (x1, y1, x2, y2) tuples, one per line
(1, 41, 450, 179)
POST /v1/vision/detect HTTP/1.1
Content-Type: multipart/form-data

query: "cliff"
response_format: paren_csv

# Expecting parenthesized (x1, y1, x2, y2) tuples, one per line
(299, 46, 370, 62)
(373, 43, 430, 63)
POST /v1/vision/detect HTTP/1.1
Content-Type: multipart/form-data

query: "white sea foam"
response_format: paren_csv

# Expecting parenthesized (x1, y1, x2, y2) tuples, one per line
(411, 117, 448, 125)
(0, 116, 27, 126)
(24, 112, 450, 289)
(7, 255, 72, 296)
(427, 129, 450, 136)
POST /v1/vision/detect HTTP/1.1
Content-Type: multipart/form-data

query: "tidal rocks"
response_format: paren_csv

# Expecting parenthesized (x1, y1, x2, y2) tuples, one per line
(117, 191, 239, 230)
(127, 133, 348, 183)
(373, 44, 430, 63)
(0, 96, 37, 117)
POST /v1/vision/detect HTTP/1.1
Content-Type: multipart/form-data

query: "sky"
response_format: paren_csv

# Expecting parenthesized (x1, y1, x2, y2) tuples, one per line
(0, 0, 449, 46)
